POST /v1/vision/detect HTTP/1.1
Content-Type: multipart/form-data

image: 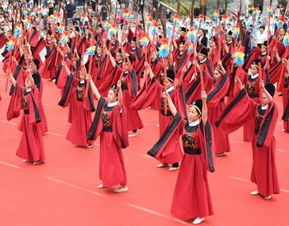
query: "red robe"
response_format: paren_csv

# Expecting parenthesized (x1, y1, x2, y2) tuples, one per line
(243, 73, 265, 142)
(39, 46, 61, 79)
(207, 74, 230, 154)
(0, 33, 7, 49)
(88, 97, 129, 187)
(59, 75, 95, 146)
(185, 59, 214, 104)
(171, 116, 214, 220)
(7, 84, 45, 162)
(121, 71, 143, 131)
(216, 89, 280, 197)
(132, 78, 185, 164)
(99, 62, 123, 96)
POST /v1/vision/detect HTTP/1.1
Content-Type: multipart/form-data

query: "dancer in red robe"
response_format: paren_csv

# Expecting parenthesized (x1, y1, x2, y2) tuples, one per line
(216, 79, 280, 199)
(120, 60, 143, 135)
(7, 68, 45, 165)
(207, 62, 230, 156)
(152, 91, 214, 224)
(59, 62, 95, 148)
(87, 77, 129, 193)
(132, 62, 185, 171)
(243, 60, 266, 141)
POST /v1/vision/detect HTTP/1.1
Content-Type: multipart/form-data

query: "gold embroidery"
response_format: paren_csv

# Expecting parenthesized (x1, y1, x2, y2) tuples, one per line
(182, 134, 195, 148)
(102, 112, 110, 127)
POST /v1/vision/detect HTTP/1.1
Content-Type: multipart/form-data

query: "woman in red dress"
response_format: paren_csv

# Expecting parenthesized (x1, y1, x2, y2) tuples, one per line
(217, 79, 280, 200)
(155, 91, 214, 224)
(7, 68, 45, 165)
(132, 63, 185, 171)
(58, 62, 95, 148)
(207, 61, 230, 156)
(119, 60, 143, 136)
(87, 76, 129, 193)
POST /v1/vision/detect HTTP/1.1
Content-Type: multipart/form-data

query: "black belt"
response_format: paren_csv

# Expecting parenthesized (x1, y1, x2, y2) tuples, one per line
(184, 147, 201, 155)
(103, 126, 112, 132)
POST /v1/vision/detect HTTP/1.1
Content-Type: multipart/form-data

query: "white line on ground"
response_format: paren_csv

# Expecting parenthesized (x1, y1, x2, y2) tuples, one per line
(139, 154, 154, 159)
(0, 160, 21, 169)
(43, 176, 106, 197)
(228, 176, 289, 193)
(43, 175, 190, 224)
(46, 131, 65, 138)
(126, 203, 190, 225)
(0, 119, 17, 126)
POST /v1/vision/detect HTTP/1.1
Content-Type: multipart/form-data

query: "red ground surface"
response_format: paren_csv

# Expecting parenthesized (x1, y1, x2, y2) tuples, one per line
(0, 67, 288, 226)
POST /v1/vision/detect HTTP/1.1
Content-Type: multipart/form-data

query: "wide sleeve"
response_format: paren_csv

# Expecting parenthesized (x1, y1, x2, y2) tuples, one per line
(207, 74, 229, 106)
(215, 89, 257, 134)
(131, 77, 162, 111)
(28, 90, 42, 124)
(82, 83, 96, 112)
(147, 113, 184, 157)
(87, 97, 106, 141)
(6, 83, 24, 120)
(58, 74, 75, 107)
(256, 103, 278, 148)
(199, 121, 215, 172)
(112, 105, 129, 149)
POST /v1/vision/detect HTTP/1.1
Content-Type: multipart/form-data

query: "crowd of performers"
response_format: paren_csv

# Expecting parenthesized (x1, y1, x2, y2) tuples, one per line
(0, 3, 288, 225)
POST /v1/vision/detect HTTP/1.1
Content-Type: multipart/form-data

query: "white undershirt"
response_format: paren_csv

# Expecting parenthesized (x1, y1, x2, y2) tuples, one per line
(189, 120, 200, 127)
(107, 101, 118, 107)
(166, 86, 175, 93)
(261, 104, 268, 110)
(250, 73, 259, 80)
(199, 58, 207, 64)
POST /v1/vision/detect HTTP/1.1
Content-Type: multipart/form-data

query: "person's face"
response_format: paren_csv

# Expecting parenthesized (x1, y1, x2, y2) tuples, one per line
(198, 29, 203, 36)
(180, 30, 186, 37)
(209, 39, 216, 48)
(259, 28, 264, 33)
(187, 106, 200, 122)
(251, 66, 258, 75)
(260, 92, 269, 105)
(96, 47, 102, 55)
(213, 69, 221, 79)
(80, 67, 86, 79)
(280, 29, 285, 36)
(116, 52, 122, 62)
(107, 89, 117, 102)
(131, 41, 136, 49)
(25, 78, 33, 88)
(123, 62, 129, 71)
(179, 44, 185, 52)
(226, 35, 232, 43)
(261, 46, 267, 53)
(198, 54, 205, 61)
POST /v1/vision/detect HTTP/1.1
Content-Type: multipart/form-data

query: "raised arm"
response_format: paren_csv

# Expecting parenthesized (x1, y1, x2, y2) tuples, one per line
(106, 48, 117, 67)
(87, 74, 101, 100)
(163, 92, 177, 116)
(201, 91, 208, 124)
(62, 60, 71, 75)
(144, 62, 155, 79)
(117, 80, 123, 106)
(259, 80, 273, 103)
